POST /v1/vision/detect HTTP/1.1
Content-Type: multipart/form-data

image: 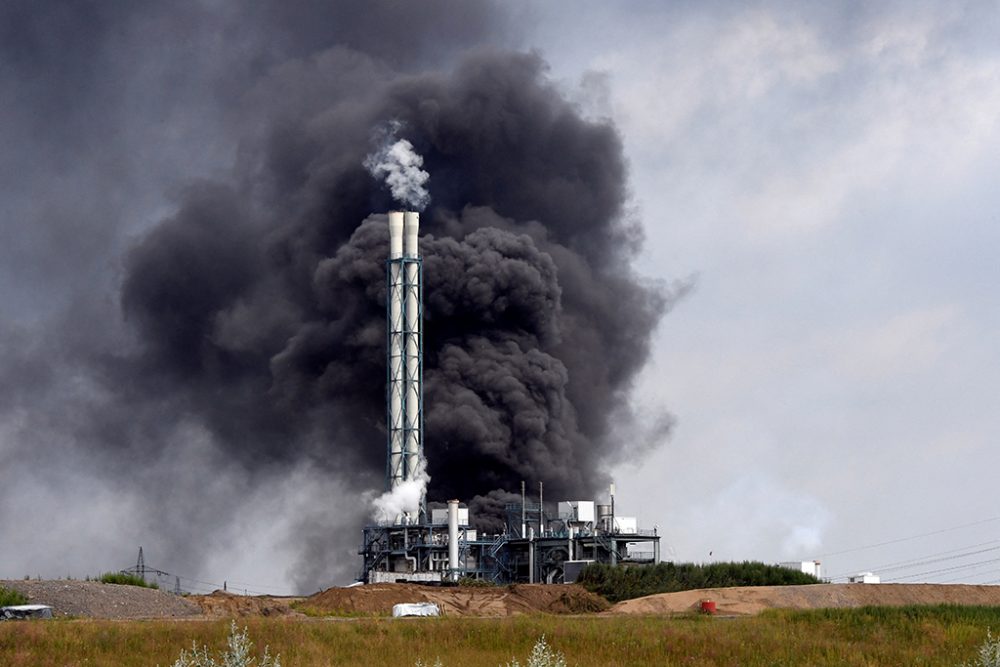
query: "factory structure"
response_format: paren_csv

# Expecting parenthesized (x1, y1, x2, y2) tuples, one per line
(359, 211, 661, 585)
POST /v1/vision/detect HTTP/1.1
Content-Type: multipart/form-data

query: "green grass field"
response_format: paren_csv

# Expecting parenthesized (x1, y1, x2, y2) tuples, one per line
(0, 606, 997, 666)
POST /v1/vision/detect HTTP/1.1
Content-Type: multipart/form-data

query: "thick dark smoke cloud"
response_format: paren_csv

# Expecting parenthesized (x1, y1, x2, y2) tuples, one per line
(0, 1, 675, 591)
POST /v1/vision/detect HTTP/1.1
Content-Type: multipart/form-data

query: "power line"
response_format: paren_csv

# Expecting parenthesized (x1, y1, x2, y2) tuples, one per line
(117, 548, 297, 597)
(938, 568, 1000, 584)
(826, 540, 1000, 580)
(883, 556, 1000, 582)
(816, 516, 1000, 559)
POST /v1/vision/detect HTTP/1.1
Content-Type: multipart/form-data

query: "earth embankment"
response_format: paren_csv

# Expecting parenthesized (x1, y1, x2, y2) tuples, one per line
(0, 579, 200, 619)
(607, 583, 1000, 616)
(303, 583, 609, 617)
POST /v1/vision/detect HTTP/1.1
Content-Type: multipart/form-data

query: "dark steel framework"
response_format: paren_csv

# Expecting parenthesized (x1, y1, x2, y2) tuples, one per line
(358, 502, 661, 584)
(385, 255, 425, 520)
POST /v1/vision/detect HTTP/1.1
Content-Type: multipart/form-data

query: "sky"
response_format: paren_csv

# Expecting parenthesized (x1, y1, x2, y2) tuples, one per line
(524, 1, 1000, 583)
(1, 1, 998, 592)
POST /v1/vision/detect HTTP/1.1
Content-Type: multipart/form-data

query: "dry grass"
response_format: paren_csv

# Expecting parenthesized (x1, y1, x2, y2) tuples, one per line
(0, 606, 998, 666)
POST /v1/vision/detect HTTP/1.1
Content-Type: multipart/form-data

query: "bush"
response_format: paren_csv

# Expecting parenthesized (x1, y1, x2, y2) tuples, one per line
(502, 636, 567, 667)
(0, 586, 29, 606)
(100, 572, 159, 589)
(457, 577, 497, 587)
(168, 621, 280, 667)
(962, 630, 1000, 667)
(415, 637, 567, 667)
(576, 561, 822, 603)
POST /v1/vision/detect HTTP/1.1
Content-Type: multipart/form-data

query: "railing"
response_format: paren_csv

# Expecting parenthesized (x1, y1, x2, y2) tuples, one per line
(490, 534, 507, 558)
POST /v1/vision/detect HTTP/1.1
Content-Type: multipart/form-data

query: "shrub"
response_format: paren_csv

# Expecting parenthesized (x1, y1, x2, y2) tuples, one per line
(576, 561, 822, 602)
(414, 637, 567, 667)
(0, 586, 29, 606)
(502, 636, 567, 667)
(168, 621, 280, 667)
(962, 629, 1000, 667)
(100, 572, 159, 589)
(457, 577, 497, 587)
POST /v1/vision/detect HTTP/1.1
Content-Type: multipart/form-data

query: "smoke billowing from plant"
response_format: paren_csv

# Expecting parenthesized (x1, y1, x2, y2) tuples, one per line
(0, 1, 679, 592)
(371, 459, 430, 524)
(364, 121, 431, 210)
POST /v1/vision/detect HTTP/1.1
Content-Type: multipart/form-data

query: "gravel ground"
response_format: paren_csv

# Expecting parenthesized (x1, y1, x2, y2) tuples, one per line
(1, 579, 200, 619)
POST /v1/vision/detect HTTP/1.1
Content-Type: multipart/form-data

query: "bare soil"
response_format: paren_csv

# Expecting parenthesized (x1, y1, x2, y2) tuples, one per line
(606, 583, 1000, 616)
(8, 579, 999, 620)
(303, 583, 610, 617)
(188, 590, 305, 618)
(0, 580, 200, 619)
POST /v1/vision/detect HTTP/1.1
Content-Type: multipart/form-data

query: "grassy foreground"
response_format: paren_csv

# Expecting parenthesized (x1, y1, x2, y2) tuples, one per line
(1, 606, 999, 666)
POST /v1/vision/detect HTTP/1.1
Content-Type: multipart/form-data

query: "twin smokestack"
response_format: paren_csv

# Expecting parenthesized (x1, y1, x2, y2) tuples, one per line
(386, 212, 423, 522)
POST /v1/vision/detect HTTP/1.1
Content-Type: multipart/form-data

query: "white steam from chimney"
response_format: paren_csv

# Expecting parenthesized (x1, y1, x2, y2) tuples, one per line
(371, 458, 430, 524)
(364, 121, 430, 210)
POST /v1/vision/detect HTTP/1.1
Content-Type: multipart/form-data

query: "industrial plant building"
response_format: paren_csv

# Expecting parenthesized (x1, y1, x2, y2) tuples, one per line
(359, 211, 660, 585)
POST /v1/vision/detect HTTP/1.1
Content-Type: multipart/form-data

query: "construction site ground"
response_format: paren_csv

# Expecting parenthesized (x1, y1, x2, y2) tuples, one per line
(5, 580, 1000, 620)
(302, 583, 609, 617)
(606, 583, 1000, 616)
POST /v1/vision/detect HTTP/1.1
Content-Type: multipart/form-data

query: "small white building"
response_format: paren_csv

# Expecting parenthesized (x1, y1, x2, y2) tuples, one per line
(778, 560, 822, 579)
(848, 572, 880, 584)
(558, 501, 595, 524)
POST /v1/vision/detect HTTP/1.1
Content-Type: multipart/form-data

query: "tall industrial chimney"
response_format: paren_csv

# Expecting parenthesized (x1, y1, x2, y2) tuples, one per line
(386, 211, 424, 523)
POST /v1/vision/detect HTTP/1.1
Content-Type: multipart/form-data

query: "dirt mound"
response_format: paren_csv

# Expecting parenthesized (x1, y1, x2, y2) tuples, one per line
(1, 579, 200, 619)
(607, 583, 1000, 616)
(304, 583, 609, 617)
(189, 591, 305, 618)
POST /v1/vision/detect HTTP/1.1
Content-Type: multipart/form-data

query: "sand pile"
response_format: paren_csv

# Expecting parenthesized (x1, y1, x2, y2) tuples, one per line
(607, 583, 1000, 616)
(189, 591, 305, 618)
(304, 583, 608, 617)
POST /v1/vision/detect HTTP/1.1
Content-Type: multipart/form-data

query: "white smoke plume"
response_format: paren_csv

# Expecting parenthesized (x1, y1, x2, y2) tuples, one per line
(364, 120, 431, 210)
(371, 458, 430, 524)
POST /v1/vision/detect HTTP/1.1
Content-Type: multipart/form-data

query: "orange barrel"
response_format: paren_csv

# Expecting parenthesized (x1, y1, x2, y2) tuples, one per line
(700, 600, 717, 614)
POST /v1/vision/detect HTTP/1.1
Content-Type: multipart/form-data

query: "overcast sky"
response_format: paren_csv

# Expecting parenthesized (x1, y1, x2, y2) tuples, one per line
(527, 1, 1000, 582)
(1, 1, 998, 591)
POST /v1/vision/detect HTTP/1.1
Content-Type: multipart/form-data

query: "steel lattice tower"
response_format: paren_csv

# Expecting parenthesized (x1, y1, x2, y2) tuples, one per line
(385, 211, 424, 522)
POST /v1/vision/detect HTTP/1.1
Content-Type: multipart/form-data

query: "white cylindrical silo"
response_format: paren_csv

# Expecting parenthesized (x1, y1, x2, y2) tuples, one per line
(403, 211, 421, 481)
(387, 212, 405, 492)
(447, 499, 460, 580)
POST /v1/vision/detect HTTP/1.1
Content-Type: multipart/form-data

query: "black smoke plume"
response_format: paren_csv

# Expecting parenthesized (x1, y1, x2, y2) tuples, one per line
(0, 1, 677, 591)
